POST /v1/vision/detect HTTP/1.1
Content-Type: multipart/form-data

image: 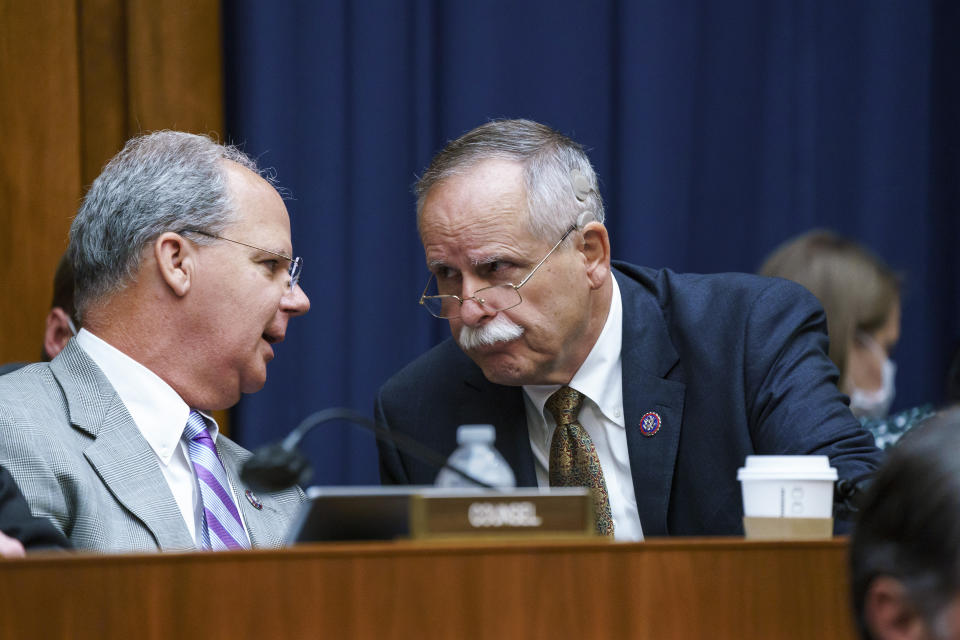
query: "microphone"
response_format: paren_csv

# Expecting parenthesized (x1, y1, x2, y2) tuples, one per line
(834, 471, 873, 519)
(240, 407, 494, 491)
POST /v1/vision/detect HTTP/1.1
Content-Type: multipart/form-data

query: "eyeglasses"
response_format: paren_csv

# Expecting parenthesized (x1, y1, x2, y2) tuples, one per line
(179, 229, 303, 289)
(419, 225, 576, 319)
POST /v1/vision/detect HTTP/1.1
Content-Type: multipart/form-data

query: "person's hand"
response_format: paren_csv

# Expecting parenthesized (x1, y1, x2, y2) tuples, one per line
(0, 530, 25, 558)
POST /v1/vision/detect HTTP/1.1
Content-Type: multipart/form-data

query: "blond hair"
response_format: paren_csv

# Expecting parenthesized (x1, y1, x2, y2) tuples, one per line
(759, 230, 900, 380)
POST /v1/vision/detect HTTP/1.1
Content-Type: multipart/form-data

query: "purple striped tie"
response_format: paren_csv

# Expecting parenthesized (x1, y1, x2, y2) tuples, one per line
(183, 411, 250, 550)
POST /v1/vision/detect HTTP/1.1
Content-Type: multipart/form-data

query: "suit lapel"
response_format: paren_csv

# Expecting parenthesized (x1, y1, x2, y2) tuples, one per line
(53, 341, 195, 550)
(463, 367, 537, 486)
(218, 438, 290, 548)
(615, 269, 686, 536)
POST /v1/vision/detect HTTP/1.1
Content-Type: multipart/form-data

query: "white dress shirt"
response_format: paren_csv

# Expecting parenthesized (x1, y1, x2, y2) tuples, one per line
(523, 277, 644, 541)
(76, 329, 248, 546)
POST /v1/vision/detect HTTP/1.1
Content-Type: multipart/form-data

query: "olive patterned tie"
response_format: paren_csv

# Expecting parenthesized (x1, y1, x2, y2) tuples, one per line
(545, 386, 614, 536)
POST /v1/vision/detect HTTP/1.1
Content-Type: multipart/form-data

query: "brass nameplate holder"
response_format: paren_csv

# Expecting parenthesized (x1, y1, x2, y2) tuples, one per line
(743, 516, 833, 540)
(409, 488, 597, 540)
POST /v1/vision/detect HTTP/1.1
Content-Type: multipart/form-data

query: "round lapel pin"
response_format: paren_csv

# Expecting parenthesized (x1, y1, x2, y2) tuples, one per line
(639, 412, 661, 437)
(245, 489, 264, 510)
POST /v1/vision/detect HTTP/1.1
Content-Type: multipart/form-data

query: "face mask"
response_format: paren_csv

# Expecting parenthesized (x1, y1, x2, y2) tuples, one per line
(848, 337, 896, 419)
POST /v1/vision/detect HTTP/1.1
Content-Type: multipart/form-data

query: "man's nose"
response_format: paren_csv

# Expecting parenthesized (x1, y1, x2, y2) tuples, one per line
(281, 283, 310, 316)
(459, 296, 496, 326)
(457, 277, 494, 326)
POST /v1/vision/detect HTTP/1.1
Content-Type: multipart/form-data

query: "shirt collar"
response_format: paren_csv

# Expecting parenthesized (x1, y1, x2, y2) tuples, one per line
(75, 329, 220, 465)
(523, 276, 624, 426)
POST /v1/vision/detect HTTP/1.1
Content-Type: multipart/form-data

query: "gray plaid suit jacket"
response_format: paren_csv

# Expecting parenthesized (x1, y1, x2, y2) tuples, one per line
(0, 340, 304, 552)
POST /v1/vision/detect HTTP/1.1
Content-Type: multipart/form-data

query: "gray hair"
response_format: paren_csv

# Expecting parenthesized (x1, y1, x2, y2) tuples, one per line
(68, 131, 269, 319)
(415, 119, 605, 242)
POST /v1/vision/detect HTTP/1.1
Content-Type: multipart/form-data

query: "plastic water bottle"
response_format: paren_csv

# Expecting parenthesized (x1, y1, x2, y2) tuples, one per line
(434, 424, 516, 489)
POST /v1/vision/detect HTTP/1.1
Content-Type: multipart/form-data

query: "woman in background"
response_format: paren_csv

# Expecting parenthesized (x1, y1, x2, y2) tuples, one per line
(759, 229, 932, 448)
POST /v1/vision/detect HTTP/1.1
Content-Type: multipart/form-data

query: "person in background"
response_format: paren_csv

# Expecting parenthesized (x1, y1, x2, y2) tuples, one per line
(850, 406, 960, 640)
(0, 131, 310, 552)
(759, 230, 934, 449)
(42, 253, 79, 361)
(376, 119, 881, 538)
(0, 253, 79, 376)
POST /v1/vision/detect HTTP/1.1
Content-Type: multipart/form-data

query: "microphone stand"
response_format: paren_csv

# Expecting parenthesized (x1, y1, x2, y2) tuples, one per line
(242, 407, 494, 491)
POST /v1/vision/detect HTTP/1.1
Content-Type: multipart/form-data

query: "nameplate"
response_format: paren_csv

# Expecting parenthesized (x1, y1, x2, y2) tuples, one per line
(743, 516, 833, 540)
(409, 488, 597, 540)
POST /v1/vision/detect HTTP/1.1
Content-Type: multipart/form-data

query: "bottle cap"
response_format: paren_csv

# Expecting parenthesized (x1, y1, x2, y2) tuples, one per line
(456, 424, 496, 445)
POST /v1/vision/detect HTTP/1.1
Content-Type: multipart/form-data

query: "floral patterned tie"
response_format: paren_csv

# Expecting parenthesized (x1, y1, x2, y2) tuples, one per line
(545, 386, 614, 536)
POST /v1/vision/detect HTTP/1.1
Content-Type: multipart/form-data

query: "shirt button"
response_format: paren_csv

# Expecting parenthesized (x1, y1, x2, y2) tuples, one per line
(614, 409, 622, 418)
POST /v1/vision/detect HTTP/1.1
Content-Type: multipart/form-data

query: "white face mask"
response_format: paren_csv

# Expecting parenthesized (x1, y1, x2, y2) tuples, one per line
(848, 335, 897, 419)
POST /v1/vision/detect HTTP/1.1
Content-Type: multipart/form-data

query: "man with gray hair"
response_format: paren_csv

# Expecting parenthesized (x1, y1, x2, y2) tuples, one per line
(376, 118, 882, 537)
(0, 131, 310, 551)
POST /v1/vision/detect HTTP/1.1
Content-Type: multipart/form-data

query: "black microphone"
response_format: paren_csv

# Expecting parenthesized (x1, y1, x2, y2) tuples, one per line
(241, 407, 494, 491)
(834, 471, 874, 519)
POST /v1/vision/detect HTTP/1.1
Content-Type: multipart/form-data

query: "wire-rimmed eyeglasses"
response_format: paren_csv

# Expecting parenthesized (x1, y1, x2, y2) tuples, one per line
(179, 229, 303, 289)
(419, 224, 576, 319)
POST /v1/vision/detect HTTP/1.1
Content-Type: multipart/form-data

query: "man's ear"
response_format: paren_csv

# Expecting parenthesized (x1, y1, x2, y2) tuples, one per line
(154, 232, 195, 298)
(43, 307, 74, 360)
(578, 221, 611, 289)
(863, 576, 927, 640)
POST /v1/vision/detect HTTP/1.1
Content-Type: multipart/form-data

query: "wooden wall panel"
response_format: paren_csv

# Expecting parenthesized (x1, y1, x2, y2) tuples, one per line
(126, 0, 223, 138)
(0, 0, 82, 364)
(1, 0, 223, 365)
(0, 0, 226, 426)
(78, 0, 130, 187)
(77, 0, 224, 189)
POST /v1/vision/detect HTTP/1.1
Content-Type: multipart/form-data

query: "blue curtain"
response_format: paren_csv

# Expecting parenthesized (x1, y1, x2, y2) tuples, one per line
(223, 0, 960, 486)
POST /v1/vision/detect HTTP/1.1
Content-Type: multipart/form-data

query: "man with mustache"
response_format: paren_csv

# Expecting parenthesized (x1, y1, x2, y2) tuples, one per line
(0, 131, 310, 551)
(375, 119, 882, 538)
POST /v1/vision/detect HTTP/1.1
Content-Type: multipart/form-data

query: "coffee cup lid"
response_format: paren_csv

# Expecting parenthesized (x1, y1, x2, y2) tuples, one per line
(737, 455, 838, 481)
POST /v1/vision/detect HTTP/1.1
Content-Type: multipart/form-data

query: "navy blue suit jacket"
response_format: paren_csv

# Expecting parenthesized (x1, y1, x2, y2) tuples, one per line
(375, 262, 883, 536)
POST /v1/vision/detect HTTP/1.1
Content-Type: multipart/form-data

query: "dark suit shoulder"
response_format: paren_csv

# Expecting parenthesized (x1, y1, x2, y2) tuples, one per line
(612, 262, 826, 352)
(613, 261, 818, 317)
(380, 338, 478, 398)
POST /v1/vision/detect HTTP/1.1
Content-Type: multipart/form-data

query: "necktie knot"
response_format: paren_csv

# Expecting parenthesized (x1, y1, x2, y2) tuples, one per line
(545, 386, 584, 427)
(184, 410, 212, 445)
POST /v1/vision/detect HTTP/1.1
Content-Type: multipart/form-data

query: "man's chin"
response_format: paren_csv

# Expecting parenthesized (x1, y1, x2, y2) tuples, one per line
(480, 366, 533, 387)
(239, 369, 268, 396)
(240, 381, 266, 396)
(465, 350, 533, 386)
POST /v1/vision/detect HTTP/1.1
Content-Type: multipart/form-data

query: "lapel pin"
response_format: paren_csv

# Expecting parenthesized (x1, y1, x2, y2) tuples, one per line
(639, 412, 661, 437)
(245, 489, 264, 510)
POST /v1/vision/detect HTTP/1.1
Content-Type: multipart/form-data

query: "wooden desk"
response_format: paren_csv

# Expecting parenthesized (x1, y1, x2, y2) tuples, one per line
(0, 537, 856, 639)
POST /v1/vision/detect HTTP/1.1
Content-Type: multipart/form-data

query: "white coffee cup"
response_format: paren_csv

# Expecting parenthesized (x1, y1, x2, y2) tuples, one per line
(737, 455, 838, 518)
